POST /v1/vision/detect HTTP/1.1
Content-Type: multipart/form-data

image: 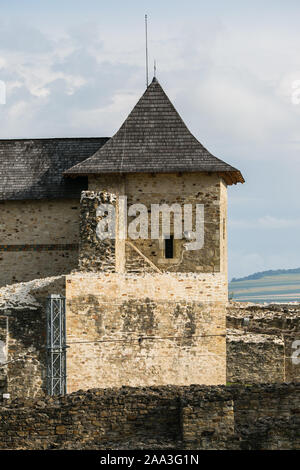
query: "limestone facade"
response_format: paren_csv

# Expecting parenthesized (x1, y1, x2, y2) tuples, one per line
(0, 199, 80, 286)
(64, 171, 229, 390)
(66, 273, 227, 392)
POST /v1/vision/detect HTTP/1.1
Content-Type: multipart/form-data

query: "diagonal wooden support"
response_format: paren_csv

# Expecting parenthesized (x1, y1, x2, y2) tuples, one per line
(125, 240, 162, 274)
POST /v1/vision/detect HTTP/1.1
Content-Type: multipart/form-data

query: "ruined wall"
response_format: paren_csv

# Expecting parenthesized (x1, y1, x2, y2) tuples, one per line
(0, 276, 66, 398)
(89, 172, 223, 273)
(232, 383, 299, 450)
(0, 383, 298, 450)
(226, 329, 285, 384)
(66, 273, 227, 392)
(79, 191, 116, 272)
(2, 308, 46, 398)
(227, 303, 300, 382)
(1, 277, 299, 400)
(182, 382, 300, 450)
(0, 199, 80, 286)
(0, 318, 7, 394)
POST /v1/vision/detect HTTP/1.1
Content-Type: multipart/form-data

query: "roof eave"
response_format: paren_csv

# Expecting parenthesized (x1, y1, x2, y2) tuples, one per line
(64, 168, 245, 185)
(218, 170, 245, 185)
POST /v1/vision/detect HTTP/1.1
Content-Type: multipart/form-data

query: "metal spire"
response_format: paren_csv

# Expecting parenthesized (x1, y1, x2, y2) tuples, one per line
(145, 14, 149, 88)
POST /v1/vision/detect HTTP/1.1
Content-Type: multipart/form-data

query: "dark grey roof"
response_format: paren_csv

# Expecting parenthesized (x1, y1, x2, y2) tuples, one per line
(0, 137, 109, 200)
(65, 78, 244, 185)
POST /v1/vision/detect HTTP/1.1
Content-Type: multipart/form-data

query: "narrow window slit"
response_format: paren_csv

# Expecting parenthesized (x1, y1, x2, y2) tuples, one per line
(164, 235, 174, 259)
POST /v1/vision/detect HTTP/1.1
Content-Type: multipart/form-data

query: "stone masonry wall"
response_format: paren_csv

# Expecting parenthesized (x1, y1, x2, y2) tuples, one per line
(227, 303, 300, 382)
(79, 191, 116, 272)
(89, 172, 222, 274)
(66, 272, 227, 392)
(0, 276, 298, 399)
(0, 199, 80, 286)
(74, 174, 228, 391)
(226, 329, 284, 384)
(0, 317, 7, 394)
(0, 276, 66, 398)
(0, 383, 298, 450)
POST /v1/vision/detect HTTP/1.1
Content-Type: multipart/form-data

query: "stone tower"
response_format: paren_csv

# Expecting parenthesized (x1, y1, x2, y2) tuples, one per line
(64, 78, 244, 393)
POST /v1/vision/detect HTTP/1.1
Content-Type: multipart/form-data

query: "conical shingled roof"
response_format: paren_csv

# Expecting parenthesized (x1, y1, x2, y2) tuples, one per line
(65, 78, 244, 185)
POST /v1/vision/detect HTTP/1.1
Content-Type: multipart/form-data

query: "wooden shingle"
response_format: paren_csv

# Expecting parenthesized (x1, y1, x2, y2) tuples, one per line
(0, 137, 108, 200)
(64, 78, 244, 185)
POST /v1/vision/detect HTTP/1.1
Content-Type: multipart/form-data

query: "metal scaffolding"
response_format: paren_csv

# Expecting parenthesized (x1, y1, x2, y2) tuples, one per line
(46, 294, 67, 395)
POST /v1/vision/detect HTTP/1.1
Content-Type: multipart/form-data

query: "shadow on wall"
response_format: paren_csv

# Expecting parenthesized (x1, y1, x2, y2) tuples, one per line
(0, 383, 299, 450)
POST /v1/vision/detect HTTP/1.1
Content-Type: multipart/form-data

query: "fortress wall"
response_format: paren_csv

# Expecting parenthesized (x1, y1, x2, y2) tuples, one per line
(0, 383, 298, 450)
(0, 308, 46, 399)
(73, 180, 227, 392)
(65, 273, 227, 392)
(0, 199, 80, 286)
(89, 173, 222, 274)
(227, 303, 300, 382)
(0, 279, 298, 401)
(226, 329, 285, 384)
(0, 276, 66, 398)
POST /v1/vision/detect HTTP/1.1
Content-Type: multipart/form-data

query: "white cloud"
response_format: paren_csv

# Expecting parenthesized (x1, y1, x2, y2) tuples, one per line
(229, 216, 300, 230)
(69, 91, 138, 135)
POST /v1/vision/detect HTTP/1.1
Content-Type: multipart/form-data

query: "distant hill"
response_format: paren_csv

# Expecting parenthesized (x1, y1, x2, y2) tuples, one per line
(229, 269, 300, 303)
(231, 267, 300, 283)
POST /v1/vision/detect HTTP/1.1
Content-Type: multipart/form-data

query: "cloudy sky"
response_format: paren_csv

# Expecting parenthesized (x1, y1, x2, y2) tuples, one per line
(0, 0, 300, 279)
